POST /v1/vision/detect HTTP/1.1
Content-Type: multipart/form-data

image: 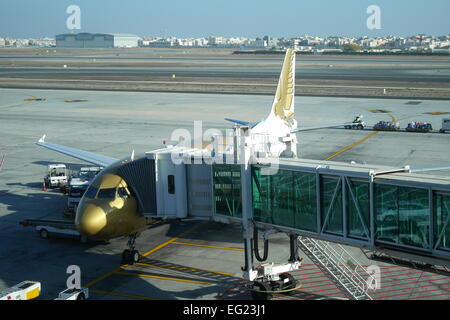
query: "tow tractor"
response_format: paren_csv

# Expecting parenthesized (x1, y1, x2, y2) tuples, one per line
(44, 164, 68, 189)
(20, 219, 89, 243)
(345, 115, 365, 130)
(0, 281, 41, 300)
(66, 166, 103, 215)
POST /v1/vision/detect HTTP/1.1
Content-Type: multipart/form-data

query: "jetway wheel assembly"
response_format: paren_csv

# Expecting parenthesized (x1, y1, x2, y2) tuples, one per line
(248, 272, 301, 300)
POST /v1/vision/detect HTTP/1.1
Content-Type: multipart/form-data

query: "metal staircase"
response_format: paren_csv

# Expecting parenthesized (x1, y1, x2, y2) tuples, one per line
(297, 236, 375, 300)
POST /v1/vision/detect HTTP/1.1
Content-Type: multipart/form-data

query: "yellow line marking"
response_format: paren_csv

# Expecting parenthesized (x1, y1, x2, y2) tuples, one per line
(141, 221, 208, 257)
(387, 112, 397, 122)
(115, 271, 212, 285)
(323, 131, 379, 161)
(90, 289, 160, 300)
(134, 262, 236, 276)
(84, 266, 123, 288)
(83, 221, 207, 288)
(172, 241, 244, 252)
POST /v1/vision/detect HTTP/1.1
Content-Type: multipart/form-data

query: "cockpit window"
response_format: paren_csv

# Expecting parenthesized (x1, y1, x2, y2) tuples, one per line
(118, 187, 129, 199)
(97, 188, 116, 199)
(84, 186, 98, 198)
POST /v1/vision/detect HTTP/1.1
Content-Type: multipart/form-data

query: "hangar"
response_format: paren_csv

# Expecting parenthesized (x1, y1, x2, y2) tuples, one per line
(56, 33, 139, 48)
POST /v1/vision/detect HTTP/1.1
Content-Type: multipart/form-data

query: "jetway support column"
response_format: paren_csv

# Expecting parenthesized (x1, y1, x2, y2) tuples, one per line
(238, 126, 258, 280)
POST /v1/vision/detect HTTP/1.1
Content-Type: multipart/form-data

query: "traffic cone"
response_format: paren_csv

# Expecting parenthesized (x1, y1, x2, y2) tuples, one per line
(42, 182, 46, 191)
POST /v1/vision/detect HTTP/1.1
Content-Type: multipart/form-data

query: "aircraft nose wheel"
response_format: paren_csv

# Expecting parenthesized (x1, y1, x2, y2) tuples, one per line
(122, 249, 140, 264)
(122, 233, 140, 265)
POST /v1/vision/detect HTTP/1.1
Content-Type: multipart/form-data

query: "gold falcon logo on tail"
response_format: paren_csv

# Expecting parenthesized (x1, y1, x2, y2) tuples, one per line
(271, 48, 296, 126)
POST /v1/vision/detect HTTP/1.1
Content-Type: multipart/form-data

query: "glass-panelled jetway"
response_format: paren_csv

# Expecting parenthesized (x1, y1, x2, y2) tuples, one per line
(211, 158, 450, 262)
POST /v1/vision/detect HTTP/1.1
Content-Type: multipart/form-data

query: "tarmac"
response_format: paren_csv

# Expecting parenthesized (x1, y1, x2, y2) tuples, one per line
(0, 88, 450, 300)
(1, 48, 450, 99)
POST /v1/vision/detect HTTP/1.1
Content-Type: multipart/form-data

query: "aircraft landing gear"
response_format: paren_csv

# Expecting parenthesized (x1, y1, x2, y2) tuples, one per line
(122, 233, 140, 265)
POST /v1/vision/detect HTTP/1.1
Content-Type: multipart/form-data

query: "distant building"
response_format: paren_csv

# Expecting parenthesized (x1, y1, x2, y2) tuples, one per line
(433, 47, 450, 54)
(56, 33, 139, 48)
(246, 39, 267, 48)
(0, 38, 5, 47)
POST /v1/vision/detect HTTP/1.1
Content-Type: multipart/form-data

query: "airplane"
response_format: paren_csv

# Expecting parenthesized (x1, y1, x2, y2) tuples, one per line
(36, 49, 351, 265)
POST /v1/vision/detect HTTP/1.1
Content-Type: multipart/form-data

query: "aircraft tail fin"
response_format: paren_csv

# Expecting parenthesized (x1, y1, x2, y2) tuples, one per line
(266, 48, 296, 128)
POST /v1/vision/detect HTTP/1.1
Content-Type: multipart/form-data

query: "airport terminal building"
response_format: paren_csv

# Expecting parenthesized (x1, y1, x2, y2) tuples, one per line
(56, 33, 140, 48)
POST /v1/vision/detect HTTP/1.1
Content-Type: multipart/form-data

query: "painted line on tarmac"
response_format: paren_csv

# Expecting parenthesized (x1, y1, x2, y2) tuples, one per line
(141, 221, 208, 257)
(84, 267, 123, 289)
(171, 241, 244, 251)
(134, 262, 236, 276)
(83, 221, 207, 289)
(323, 131, 379, 161)
(115, 271, 212, 285)
(90, 289, 159, 300)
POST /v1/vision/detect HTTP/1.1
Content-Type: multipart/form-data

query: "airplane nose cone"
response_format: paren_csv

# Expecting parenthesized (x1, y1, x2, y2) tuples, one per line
(76, 204, 107, 237)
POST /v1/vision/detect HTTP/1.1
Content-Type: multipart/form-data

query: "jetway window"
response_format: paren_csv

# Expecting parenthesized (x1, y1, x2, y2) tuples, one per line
(252, 167, 317, 231)
(293, 171, 317, 232)
(347, 179, 370, 239)
(168, 175, 175, 194)
(434, 192, 450, 251)
(213, 164, 242, 218)
(271, 170, 294, 227)
(252, 168, 272, 224)
(321, 176, 343, 235)
(375, 184, 398, 243)
(375, 184, 430, 249)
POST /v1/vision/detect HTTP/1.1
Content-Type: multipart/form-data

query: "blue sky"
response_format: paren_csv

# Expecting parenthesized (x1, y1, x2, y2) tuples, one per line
(1, 0, 449, 38)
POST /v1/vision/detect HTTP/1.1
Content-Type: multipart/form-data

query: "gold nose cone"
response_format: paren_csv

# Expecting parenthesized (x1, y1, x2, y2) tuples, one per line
(76, 204, 107, 236)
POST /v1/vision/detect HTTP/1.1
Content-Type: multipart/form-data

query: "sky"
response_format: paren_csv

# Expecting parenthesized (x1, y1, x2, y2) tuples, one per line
(0, 0, 449, 38)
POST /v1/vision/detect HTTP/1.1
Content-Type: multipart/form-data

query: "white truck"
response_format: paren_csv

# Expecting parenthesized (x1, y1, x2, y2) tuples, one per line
(66, 166, 103, 215)
(0, 281, 41, 300)
(440, 118, 450, 133)
(44, 164, 68, 189)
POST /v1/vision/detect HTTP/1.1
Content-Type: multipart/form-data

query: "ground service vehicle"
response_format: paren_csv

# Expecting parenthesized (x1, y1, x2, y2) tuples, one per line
(66, 166, 103, 214)
(406, 122, 433, 132)
(440, 118, 450, 133)
(44, 164, 68, 189)
(345, 115, 365, 130)
(373, 121, 400, 131)
(0, 281, 41, 300)
(20, 219, 89, 243)
(55, 287, 89, 300)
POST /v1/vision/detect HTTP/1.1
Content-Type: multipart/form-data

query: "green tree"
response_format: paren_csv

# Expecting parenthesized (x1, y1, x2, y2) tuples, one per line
(343, 43, 362, 53)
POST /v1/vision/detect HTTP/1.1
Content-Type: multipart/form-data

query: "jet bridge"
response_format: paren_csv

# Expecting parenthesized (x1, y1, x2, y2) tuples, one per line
(144, 132, 450, 282)
(142, 133, 450, 299)
(210, 158, 450, 266)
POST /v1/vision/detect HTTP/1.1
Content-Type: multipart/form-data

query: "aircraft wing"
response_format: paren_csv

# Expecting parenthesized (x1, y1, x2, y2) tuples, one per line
(36, 135, 118, 167)
(224, 118, 261, 128)
(291, 123, 353, 133)
(224, 118, 251, 126)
